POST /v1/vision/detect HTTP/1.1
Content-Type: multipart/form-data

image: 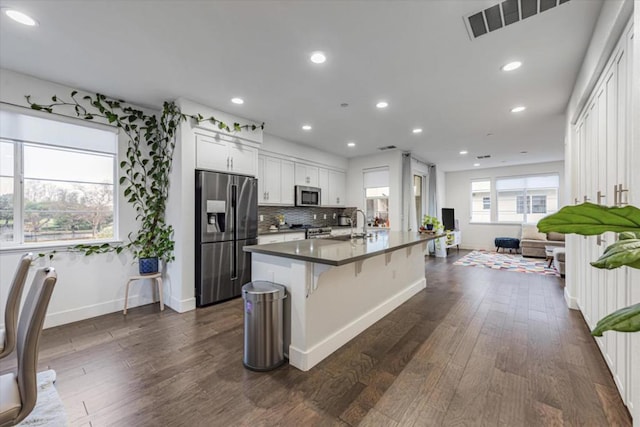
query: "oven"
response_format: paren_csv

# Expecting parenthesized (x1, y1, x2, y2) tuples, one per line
(295, 186, 321, 207)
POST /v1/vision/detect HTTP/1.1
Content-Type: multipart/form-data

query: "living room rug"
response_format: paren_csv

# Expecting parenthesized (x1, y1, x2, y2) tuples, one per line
(454, 250, 560, 277)
(18, 369, 69, 426)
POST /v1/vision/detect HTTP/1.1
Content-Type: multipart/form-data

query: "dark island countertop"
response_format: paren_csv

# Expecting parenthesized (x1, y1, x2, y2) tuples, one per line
(245, 231, 443, 266)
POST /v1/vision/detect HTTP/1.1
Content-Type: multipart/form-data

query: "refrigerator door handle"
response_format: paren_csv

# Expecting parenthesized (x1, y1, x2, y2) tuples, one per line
(231, 183, 238, 280)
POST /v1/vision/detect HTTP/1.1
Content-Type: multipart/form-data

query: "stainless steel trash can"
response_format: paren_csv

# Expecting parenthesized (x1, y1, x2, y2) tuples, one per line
(242, 281, 287, 371)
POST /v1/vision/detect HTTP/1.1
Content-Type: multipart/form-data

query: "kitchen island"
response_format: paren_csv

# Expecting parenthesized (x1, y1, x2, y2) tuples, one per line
(244, 231, 441, 371)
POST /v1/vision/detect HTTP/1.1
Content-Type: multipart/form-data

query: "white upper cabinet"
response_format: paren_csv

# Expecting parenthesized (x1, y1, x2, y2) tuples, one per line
(295, 163, 319, 187)
(258, 154, 295, 205)
(196, 134, 257, 176)
(328, 169, 346, 207)
(318, 168, 329, 205)
(317, 167, 346, 207)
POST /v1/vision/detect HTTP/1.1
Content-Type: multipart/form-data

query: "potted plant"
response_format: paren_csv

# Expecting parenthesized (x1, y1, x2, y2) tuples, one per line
(537, 202, 640, 335)
(421, 215, 442, 232)
(26, 92, 262, 275)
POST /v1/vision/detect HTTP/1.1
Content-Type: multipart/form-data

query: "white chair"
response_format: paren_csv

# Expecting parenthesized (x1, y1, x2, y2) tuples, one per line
(0, 253, 33, 360)
(0, 267, 57, 426)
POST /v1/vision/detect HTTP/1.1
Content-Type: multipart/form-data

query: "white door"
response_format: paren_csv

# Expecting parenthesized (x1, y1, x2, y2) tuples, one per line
(329, 170, 346, 206)
(257, 155, 267, 204)
(263, 156, 282, 203)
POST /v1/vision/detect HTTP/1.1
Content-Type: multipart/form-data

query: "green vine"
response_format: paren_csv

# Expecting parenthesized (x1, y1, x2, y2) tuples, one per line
(26, 91, 264, 264)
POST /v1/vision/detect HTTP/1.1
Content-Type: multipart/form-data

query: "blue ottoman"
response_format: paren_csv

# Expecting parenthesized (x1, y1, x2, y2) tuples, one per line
(494, 237, 520, 253)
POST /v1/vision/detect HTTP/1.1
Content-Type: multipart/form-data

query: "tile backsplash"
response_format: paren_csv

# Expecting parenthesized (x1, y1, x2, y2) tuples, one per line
(258, 206, 356, 232)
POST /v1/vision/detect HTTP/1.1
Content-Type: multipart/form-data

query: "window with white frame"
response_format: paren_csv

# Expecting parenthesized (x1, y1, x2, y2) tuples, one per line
(470, 179, 491, 222)
(497, 174, 559, 223)
(0, 109, 118, 246)
(363, 167, 389, 226)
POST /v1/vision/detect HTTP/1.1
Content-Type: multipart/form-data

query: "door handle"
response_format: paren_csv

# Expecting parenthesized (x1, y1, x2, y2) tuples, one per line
(231, 157, 234, 170)
(227, 156, 230, 169)
(574, 197, 579, 205)
(614, 184, 619, 206)
(597, 191, 605, 205)
(583, 195, 590, 202)
(597, 235, 606, 246)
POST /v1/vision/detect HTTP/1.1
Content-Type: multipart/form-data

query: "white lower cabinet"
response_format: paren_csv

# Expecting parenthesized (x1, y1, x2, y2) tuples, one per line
(257, 232, 305, 245)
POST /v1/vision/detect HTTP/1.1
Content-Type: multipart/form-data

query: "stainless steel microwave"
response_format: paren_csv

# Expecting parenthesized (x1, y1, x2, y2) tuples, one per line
(295, 185, 321, 207)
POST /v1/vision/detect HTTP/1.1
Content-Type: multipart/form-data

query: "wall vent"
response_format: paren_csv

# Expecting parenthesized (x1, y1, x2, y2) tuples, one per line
(476, 154, 492, 159)
(463, 0, 570, 40)
(378, 145, 397, 151)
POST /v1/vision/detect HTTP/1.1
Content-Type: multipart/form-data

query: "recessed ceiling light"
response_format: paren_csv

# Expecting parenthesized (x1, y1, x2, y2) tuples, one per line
(310, 51, 326, 64)
(412, 128, 423, 134)
(376, 101, 388, 109)
(473, 163, 480, 167)
(511, 106, 526, 113)
(501, 61, 522, 71)
(231, 97, 244, 105)
(459, 150, 468, 155)
(347, 142, 356, 147)
(302, 125, 312, 131)
(4, 9, 38, 26)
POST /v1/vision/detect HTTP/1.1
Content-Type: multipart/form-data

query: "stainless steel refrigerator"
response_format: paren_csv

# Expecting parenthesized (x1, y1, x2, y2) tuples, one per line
(195, 170, 258, 306)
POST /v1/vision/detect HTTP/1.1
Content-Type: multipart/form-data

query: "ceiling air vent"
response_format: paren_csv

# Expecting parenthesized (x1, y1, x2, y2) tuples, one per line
(464, 0, 570, 40)
(476, 154, 492, 159)
(378, 145, 397, 151)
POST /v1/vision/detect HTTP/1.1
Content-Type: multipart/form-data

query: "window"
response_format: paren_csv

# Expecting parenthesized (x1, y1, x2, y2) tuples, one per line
(363, 168, 389, 226)
(414, 174, 423, 222)
(470, 179, 491, 222)
(482, 197, 490, 210)
(497, 174, 558, 223)
(0, 109, 117, 247)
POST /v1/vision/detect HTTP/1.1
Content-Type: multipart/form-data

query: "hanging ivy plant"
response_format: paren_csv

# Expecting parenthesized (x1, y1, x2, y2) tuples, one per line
(26, 91, 264, 264)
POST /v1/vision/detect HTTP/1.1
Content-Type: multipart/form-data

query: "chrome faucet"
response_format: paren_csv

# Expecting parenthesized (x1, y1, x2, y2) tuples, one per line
(351, 209, 368, 239)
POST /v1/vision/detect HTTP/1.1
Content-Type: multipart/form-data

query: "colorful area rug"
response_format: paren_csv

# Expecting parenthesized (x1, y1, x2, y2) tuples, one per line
(454, 250, 560, 277)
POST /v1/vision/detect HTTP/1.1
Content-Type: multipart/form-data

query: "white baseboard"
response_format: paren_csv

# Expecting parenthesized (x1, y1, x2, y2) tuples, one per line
(564, 287, 579, 310)
(168, 295, 196, 313)
(288, 278, 426, 371)
(44, 294, 155, 328)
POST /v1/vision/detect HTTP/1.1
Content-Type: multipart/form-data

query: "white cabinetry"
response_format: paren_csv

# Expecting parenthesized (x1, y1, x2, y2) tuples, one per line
(318, 168, 346, 207)
(328, 170, 346, 206)
(257, 232, 305, 245)
(295, 163, 319, 187)
(196, 134, 257, 176)
(570, 19, 637, 420)
(258, 155, 294, 205)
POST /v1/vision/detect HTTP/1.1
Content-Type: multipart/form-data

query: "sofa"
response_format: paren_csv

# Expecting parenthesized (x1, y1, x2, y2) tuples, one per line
(520, 224, 565, 258)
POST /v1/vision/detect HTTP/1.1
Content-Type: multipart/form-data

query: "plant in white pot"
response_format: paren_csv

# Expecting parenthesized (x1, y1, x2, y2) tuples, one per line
(27, 92, 262, 274)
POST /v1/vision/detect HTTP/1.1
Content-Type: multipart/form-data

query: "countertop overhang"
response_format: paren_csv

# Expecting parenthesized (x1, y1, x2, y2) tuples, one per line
(244, 231, 443, 266)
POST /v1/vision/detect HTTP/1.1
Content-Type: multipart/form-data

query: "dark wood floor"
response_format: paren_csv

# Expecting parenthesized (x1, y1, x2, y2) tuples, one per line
(1, 251, 631, 426)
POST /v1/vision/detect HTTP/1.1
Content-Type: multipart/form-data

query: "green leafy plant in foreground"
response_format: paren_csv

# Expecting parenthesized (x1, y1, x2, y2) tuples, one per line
(26, 91, 264, 265)
(537, 202, 640, 336)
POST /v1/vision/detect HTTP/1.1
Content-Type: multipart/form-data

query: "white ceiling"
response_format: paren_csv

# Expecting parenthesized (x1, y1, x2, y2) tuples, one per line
(0, 0, 602, 171)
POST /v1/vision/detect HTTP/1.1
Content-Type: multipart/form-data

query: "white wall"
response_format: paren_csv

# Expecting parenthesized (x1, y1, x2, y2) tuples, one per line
(346, 151, 403, 231)
(444, 161, 564, 250)
(262, 133, 348, 171)
(0, 69, 156, 328)
(166, 98, 264, 313)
